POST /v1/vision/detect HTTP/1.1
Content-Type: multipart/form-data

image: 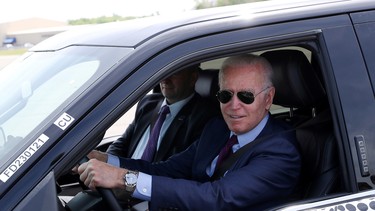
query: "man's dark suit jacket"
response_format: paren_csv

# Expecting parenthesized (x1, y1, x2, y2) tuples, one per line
(107, 92, 219, 162)
(120, 116, 301, 211)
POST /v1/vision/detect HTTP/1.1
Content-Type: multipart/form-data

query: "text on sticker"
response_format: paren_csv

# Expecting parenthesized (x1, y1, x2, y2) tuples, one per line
(54, 112, 75, 130)
(0, 134, 49, 183)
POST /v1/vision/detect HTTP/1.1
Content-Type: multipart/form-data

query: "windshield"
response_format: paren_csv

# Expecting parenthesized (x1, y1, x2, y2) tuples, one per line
(0, 46, 131, 169)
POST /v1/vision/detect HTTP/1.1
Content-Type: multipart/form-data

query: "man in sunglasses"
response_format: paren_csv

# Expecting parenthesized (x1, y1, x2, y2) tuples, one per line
(78, 54, 301, 210)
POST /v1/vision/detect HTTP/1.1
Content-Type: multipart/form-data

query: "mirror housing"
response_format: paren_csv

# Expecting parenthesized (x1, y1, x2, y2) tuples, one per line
(0, 127, 5, 147)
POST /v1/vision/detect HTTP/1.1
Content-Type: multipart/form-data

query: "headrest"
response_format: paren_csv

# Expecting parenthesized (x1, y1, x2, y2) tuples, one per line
(195, 69, 219, 101)
(261, 50, 326, 108)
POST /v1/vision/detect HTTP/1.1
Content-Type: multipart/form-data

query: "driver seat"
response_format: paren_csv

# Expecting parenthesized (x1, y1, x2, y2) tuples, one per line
(261, 50, 341, 200)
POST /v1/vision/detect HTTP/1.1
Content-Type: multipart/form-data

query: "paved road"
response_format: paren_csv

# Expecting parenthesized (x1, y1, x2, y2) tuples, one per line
(0, 55, 19, 70)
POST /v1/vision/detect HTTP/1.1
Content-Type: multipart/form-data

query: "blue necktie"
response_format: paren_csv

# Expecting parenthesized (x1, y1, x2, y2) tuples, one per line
(141, 105, 170, 161)
(215, 135, 238, 170)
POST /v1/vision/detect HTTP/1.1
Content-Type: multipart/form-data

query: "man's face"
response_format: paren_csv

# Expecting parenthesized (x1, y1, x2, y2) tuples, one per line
(160, 69, 197, 104)
(219, 65, 274, 134)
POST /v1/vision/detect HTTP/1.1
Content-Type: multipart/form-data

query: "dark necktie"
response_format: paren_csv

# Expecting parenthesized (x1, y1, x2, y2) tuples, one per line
(215, 135, 238, 170)
(141, 105, 170, 161)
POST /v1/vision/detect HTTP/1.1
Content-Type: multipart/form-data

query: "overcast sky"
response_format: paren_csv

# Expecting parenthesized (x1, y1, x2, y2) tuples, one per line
(0, 0, 197, 23)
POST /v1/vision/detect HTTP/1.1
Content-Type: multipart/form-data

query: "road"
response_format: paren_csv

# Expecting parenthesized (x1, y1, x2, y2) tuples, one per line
(0, 55, 19, 70)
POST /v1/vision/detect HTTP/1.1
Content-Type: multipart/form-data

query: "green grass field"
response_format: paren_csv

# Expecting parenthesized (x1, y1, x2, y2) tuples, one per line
(0, 48, 28, 56)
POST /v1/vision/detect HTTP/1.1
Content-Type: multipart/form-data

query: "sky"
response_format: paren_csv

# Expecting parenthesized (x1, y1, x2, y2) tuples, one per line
(0, 0, 197, 23)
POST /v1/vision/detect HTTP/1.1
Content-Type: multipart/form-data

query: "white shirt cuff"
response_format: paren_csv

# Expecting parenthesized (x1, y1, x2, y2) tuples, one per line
(107, 154, 120, 167)
(133, 172, 152, 201)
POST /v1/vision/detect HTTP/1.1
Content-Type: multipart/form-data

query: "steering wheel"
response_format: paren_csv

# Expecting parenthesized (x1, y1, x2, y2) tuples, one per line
(78, 157, 122, 211)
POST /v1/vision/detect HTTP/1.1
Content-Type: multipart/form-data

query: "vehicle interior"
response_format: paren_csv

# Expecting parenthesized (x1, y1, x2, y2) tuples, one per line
(261, 49, 340, 201)
(57, 45, 343, 210)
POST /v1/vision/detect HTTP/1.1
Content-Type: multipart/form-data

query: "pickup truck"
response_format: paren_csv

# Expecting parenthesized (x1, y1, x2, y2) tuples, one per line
(2, 37, 16, 48)
(0, 0, 375, 210)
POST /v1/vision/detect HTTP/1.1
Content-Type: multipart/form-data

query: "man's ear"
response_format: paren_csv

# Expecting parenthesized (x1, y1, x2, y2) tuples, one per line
(265, 86, 275, 110)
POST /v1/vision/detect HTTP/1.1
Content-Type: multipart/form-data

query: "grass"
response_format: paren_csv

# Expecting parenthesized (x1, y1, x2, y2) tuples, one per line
(0, 48, 28, 56)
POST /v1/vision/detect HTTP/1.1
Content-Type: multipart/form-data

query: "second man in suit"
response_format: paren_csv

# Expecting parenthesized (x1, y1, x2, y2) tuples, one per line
(91, 64, 219, 164)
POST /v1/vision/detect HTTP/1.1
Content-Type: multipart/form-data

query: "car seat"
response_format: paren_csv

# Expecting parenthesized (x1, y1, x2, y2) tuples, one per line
(195, 69, 220, 109)
(153, 67, 219, 105)
(261, 49, 341, 200)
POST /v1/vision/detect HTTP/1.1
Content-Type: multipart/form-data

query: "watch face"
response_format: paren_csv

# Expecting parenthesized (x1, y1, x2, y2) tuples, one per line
(126, 173, 137, 185)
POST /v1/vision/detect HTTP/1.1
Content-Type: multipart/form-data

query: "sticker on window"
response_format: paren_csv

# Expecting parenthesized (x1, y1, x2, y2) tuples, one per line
(54, 112, 75, 130)
(0, 134, 49, 183)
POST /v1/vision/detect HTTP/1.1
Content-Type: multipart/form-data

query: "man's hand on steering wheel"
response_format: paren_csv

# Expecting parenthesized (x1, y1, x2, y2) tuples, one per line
(77, 156, 124, 211)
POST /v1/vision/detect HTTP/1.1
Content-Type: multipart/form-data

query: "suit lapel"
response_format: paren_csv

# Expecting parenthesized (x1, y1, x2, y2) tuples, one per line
(155, 94, 198, 161)
(193, 118, 230, 179)
(127, 99, 163, 156)
(217, 116, 277, 175)
(206, 125, 230, 166)
(252, 116, 275, 140)
(155, 114, 186, 160)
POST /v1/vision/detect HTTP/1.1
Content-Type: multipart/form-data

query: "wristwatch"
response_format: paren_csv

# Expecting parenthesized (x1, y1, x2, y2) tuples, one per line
(123, 170, 139, 193)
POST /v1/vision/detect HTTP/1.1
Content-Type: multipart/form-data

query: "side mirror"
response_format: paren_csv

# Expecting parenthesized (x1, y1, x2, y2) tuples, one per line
(0, 127, 5, 147)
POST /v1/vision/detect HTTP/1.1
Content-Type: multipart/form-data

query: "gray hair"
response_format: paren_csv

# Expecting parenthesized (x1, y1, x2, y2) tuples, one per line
(219, 54, 274, 88)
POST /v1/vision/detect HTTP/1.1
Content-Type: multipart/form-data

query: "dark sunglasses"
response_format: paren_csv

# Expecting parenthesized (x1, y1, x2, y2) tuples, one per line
(216, 87, 270, 104)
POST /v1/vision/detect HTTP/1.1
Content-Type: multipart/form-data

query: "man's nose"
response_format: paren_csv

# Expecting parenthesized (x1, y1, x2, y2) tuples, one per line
(228, 94, 242, 109)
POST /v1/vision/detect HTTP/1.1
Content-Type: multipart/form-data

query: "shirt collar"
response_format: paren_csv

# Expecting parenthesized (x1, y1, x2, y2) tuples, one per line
(160, 93, 195, 117)
(231, 113, 269, 148)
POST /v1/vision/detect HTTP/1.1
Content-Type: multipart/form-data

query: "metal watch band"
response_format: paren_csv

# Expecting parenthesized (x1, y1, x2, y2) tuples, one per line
(124, 170, 139, 193)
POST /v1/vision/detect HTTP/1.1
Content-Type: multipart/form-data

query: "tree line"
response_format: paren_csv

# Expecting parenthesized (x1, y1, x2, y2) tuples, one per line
(68, 0, 266, 25)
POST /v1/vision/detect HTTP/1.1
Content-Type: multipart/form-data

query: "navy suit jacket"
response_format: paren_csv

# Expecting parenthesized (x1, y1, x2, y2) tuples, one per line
(120, 116, 301, 211)
(107, 92, 219, 162)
